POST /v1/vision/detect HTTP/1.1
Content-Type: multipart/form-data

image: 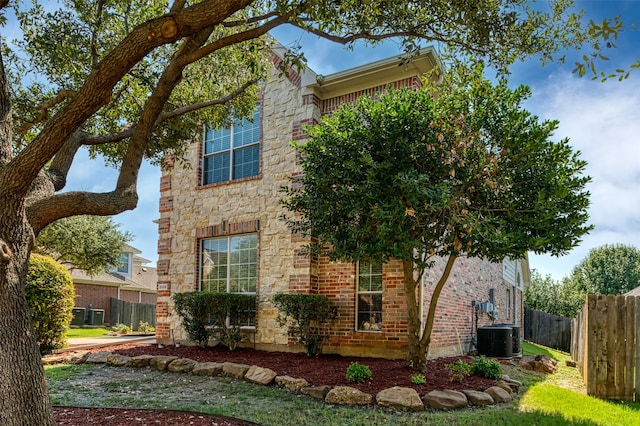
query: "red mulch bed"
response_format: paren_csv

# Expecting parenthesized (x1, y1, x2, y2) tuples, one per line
(53, 343, 495, 425)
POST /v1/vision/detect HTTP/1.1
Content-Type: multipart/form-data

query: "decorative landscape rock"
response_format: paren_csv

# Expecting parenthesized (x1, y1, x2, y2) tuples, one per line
(521, 355, 557, 373)
(150, 355, 178, 371)
(65, 349, 522, 413)
(65, 351, 90, 364)
(301, 385, 332, 400)
(129, 355, 155, 368)
(422, 389, 468, 410)
(191, 362, 224, 376)
(485, 386, 512, 403)
(325, 386, 373, 405)
(167, 358, 197, 373)
(244, 365, 277, 385)
(42, 351, 89, 365)
(275, 375, 309, 392)
(495, 380, 513, 394)
(461, 390, 494, 406)
(85, 351, 111, 364)
(376, 386, 424, 411)
(222, 362, 251, 379)
(106, 354, 131, 367)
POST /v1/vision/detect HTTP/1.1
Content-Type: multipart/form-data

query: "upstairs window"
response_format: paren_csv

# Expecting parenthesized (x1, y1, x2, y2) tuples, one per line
(112, 252, 131, 278)
(202, 106, 261, 185)
(356, 262, 383, 331)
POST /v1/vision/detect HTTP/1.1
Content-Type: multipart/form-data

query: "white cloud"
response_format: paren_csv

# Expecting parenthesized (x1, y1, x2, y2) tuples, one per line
(526, 72, 640, 280)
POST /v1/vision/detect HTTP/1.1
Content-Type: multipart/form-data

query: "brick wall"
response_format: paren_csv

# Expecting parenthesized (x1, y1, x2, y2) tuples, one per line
(74, 284, 157, 324)
(422, 257, 518, 357)
(73, 284, 118, 323)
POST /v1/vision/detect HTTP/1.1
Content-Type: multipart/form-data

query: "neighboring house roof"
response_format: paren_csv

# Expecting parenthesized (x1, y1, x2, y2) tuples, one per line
(67, 252, 157, 293)
(625, 285, 640, 297)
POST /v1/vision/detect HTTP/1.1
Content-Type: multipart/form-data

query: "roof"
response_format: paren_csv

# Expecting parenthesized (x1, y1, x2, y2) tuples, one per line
(68, 253, 157, 293)
(625, 285, 640, 297)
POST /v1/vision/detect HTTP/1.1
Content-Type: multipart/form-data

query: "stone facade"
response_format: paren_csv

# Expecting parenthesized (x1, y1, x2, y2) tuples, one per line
(156, 49, 529, 359)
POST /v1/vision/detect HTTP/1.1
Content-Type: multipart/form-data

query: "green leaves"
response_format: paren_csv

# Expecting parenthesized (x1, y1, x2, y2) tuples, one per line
(567, 244, 640, 295)
(34, 216, 132, 276)
(26, 254, 75, 355)
(283, 65, 592, 269)
(273, 293, 338, 356)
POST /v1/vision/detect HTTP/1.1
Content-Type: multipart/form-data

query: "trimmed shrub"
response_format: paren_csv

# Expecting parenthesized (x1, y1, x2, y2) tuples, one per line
(444, 359, 472, 381)
(346, 362, 372, 383)
(273, 293, 338, 357)
(172, 292, 255, 349)
(471, 355, 502, 380)
(25, 254, 75, 354)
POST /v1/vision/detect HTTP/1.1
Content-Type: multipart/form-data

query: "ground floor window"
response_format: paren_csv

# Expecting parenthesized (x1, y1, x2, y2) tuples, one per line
(200, 233, 257, 326)
(356, 262, 383, 331)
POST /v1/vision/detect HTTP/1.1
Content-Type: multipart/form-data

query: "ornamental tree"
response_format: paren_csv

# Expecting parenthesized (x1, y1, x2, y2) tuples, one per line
(282, 66, 592, 370)
(524, 270, 584, 318)
(0, 0, 591, 423)
(34, 215, 132, 276)
(567, 244, 640, 295)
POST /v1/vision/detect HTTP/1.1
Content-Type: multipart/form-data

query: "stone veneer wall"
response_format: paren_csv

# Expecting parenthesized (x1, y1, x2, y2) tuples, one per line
(156, 65, 314, 346)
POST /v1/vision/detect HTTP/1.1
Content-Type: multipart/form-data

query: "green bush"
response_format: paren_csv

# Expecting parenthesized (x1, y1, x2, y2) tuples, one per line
(173, 292, 255, 349)
(471, 355, 502, 380)
(410, 374, 426, 385)
(273, 293, 338, 357)
(345, 362, 372, 383)
(112, 323, 132, 334)
(137, 321, 155, 334)
(25, 254, 75, 355)
(444, 359, 472, 381)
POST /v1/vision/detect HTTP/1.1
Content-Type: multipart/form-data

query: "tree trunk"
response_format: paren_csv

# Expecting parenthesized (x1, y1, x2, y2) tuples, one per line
(403, 258, 428, 370)
(0, 203, 55, 425)
(404, 255, 457, 371)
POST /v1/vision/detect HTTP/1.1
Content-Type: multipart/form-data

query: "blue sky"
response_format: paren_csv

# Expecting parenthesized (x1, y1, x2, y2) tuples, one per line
(8, 2, 640, 281)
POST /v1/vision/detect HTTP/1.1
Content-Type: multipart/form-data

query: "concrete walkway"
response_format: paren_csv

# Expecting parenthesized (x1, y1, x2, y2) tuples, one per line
(55, 334, 157, 353)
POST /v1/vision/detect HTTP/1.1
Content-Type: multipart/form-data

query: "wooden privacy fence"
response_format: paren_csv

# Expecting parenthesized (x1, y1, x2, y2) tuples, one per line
(109, 298, 156, 331)
(571, 294, 640, 401)
(524, 308, 571, 352)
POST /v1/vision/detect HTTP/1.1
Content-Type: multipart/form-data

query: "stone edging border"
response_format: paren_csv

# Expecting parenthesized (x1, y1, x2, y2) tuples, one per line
(43, 351, 528, 411)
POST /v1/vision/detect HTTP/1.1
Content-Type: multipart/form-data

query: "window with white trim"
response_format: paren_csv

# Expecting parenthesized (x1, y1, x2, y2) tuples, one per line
(202, 106, 261, 185)
(356, 262, 383, 331)
(200, 234, 257, 326)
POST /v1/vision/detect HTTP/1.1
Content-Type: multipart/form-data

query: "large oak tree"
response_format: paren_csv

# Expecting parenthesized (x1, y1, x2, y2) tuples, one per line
(0, 0, 592, 423)
(282, 66, 592, 369)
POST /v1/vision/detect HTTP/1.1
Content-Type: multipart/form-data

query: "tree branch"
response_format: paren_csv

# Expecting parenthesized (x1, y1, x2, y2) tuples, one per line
(419, 253, 457, 348)
(27, 190, 139, 233)
(78, 78, 257, 149)
(0, 49, 12, 165)
(222, 11, 280, 27)
(180, 14, 289, 67)
(2, 0, 254, 198)
(15, 90, 77, 143)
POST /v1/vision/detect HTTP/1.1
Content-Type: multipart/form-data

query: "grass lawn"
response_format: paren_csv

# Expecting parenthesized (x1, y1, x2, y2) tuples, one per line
(65, 327, 112, 338)
(519, 341, 640, 425)
(45, 341, 640, 425)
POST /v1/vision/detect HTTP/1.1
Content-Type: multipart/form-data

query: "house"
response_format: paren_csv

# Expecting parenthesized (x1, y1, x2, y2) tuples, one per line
(69, 244, 157, 325)
(625, 286, 640, 297)
(155, 47, 529, 358)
